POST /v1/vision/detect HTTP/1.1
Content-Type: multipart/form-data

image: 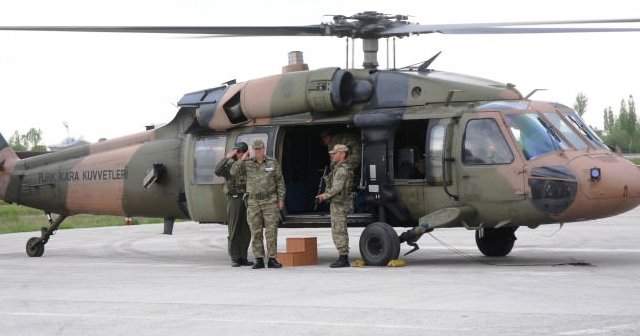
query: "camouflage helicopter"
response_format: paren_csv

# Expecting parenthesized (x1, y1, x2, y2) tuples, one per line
(2, 11, 640, 265)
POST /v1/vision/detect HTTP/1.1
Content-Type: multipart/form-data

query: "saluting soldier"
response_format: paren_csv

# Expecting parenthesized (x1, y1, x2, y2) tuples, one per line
(315, 144, 354, 268)
(231, 139, 286, 269)
(214, 142, 253, 267)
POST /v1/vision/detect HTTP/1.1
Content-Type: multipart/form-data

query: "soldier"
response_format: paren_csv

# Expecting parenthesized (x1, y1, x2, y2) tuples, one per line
(320, 130, 361, 170)
(231, 139, 286, 269)
(315, 144, 354, 268)
(214, 142, 253, 267)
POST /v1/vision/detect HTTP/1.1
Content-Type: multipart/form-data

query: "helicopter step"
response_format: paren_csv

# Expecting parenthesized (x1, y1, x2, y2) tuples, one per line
(25, 213, 68, 257)
(281, 212, 375, 228)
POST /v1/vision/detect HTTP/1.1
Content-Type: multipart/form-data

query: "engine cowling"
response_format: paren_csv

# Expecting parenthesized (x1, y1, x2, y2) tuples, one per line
(179, 68, 355, 131)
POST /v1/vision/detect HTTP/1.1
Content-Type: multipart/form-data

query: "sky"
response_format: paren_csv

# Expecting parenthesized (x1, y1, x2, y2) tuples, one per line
(1, 0, 639, 146)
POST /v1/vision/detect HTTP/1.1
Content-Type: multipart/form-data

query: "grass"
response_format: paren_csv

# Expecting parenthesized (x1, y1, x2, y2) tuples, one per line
(0, 201, 163, 234)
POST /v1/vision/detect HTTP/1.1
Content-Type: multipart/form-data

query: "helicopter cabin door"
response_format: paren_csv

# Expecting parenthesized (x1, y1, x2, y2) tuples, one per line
(455, 112, 526, 203)
(183, 129, 274, 223)
(183, 133, 228, 223)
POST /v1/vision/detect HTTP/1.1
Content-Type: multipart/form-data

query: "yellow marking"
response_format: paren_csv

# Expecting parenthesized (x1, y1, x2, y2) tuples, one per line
(387, 259, 406, 267)
(352, 260, 366, 267)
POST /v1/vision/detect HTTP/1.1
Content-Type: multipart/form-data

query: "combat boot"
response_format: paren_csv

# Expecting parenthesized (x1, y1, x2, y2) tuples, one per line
(231, 259, 242, 267)
(330, 255, 350, 268)
(238, 258, 254, 266)
(252, 258, 265, 269)
(267, 258, 282, 268)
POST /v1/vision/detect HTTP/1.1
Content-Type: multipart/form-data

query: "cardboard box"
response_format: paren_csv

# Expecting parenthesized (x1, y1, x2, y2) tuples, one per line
(277, 237, 318, 266)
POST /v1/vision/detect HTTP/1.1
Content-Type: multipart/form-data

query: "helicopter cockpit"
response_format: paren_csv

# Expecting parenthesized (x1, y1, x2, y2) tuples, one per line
(480, 102, 610, 161)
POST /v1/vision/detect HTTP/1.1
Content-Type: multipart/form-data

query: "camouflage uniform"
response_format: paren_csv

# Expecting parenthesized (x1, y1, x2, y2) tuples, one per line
(214, 156, 251, 262)
(329, 132, 361, 170)
(320, 159, 354, 255)
(231, 148, 285, 259)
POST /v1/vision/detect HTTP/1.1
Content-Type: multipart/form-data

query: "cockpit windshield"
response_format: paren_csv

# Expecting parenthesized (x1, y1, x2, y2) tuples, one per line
(562, 110, 610, 150)
(504, 113, 569, 160)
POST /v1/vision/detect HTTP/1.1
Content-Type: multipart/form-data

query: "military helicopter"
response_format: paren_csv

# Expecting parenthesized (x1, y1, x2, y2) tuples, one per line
(2, 11, 640, 265)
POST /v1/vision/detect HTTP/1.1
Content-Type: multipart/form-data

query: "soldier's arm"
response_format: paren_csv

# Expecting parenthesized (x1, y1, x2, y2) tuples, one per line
(322, 167, 347, 200)
(230, 159, 245, 177)
(275, 162, 286, 202)
(214, 158, 231, 178)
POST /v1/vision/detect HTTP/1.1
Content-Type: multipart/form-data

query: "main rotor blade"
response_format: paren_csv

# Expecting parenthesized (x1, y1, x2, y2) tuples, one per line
(0, 25, 327, 36)
(436, 27, 640, 34)
(381, 17, 640, 36)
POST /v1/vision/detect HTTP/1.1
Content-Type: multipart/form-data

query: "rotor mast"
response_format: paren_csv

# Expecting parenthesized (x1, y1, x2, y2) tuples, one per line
(325, 11, 411, 70)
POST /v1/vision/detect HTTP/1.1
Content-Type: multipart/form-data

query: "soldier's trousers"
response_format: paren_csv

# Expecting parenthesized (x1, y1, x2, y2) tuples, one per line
(247, 201, 280, 259)
(330, 201, 353, 255)
(226, 196, 251, 260)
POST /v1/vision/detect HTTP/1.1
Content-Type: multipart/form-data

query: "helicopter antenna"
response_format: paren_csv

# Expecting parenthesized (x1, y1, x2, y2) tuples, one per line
(525, 89, 547, 99)
(418, 51, 442, 72)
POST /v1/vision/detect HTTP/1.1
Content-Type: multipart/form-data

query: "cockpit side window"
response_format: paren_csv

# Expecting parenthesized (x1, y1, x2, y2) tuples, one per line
(462, 119, 514, 165)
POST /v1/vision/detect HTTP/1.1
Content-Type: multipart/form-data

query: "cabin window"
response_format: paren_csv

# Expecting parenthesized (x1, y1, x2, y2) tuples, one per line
(426, 122, 445, 183)
(194, 136, 226, 184)
(463, 119, 514, 165)
(394, 120, 427, 179)
(237, 133, 269, 154)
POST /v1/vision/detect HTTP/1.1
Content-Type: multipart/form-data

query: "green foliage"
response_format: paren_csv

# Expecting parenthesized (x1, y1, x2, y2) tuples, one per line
(0, 201, 163, 234)
(9, 128, 45, 151)
(9, 131, 27, 151)
(573, 92, 588, 116)
(602, 95, 640, 153)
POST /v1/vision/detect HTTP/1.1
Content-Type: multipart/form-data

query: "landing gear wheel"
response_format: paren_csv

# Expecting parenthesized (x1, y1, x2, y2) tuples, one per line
(475, 227, 517, 257)
(359, 222, 400, 266)
(26, 237, 45, 257)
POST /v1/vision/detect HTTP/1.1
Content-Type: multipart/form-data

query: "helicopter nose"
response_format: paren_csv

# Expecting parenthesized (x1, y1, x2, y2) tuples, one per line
(563, 153, 640, 220)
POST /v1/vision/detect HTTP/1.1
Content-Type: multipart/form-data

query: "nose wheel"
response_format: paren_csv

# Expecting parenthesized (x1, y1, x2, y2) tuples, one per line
(26, 237, 45, 257)
(24, 213, 67, 257)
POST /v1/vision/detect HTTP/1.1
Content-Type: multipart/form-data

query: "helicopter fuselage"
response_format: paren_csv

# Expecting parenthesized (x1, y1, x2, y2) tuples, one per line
(2, 67, 640, 262)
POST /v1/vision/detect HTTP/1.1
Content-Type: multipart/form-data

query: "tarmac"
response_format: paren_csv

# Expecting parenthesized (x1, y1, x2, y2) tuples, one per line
(2, 207, 640, 336)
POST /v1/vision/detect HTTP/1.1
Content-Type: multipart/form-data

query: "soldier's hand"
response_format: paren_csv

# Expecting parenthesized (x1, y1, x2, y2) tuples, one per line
(241, 151, 249, 160)
(226, 149, 237, 159)
(315, 194, 325, 202)
(278, 200, 285, 210)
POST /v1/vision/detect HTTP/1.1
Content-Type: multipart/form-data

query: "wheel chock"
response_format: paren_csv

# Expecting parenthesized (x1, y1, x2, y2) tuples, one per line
(387, 259, 406, 267)
(352, 259, 367, 267)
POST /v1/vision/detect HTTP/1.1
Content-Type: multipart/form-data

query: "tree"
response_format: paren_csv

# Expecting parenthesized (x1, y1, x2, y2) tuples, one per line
(573, 92, 588, 116)
(9, 131, 27, 151)
(603, 106, 615, 134)
(602, 96, 640, 153)
(8, 128, 46, 151)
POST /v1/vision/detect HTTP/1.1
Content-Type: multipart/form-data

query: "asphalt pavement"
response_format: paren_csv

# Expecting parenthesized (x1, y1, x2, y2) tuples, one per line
(1, 207, 640, 336)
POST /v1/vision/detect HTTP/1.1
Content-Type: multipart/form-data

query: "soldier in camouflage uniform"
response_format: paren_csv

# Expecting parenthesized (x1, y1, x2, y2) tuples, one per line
(231, 139, 286, 269)
(321, 130, 361, 170)
(214, 142, 253, 267)
(315, 144, 354, 268)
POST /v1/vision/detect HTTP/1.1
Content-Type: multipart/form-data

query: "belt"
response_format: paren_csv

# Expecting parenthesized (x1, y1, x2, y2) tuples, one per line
(249, 192, 273, 200)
